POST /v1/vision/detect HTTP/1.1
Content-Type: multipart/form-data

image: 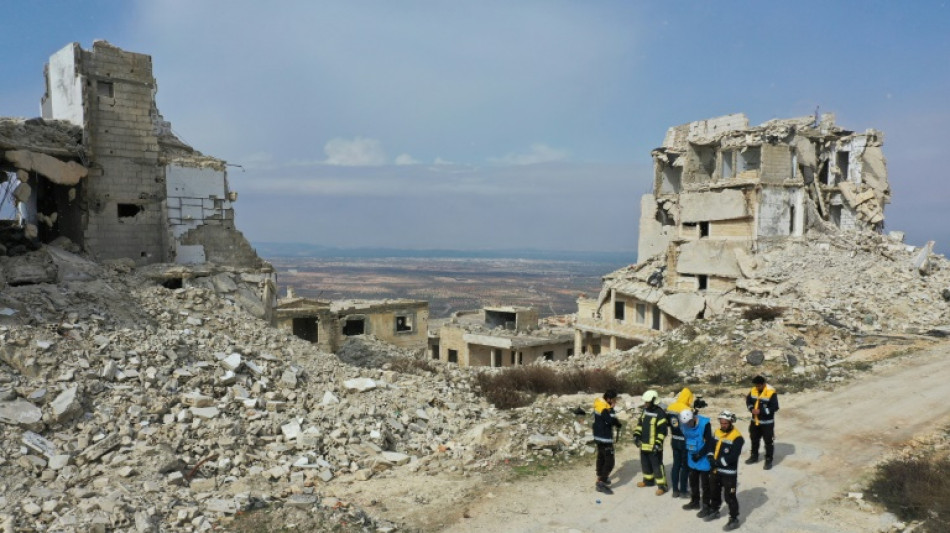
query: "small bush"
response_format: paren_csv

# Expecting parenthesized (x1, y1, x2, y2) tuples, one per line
(387, 356, 436, 374)
(741, 305, 784, 321)
(867, 455, 950, 531)
(475, 367, 632, 409)
(638, 356, 680, 385)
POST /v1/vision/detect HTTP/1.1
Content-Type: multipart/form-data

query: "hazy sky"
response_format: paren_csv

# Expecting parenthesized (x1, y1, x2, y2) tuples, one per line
(3, 1, 949, 256)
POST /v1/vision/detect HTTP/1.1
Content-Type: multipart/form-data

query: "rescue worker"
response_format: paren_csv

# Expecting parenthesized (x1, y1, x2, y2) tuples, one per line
(745, 375, 779, 470)
(703, 410, 744, 530)
(665, 387, 695, 498)
(679, 408, 713, 514)
(633, 389, 669, 495)
(592, 389, 622, 495)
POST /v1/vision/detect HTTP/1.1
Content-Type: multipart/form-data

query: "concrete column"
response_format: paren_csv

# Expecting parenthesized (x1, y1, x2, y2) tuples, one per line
(574, 330, 583, 357)
(609, 335, 618, 351)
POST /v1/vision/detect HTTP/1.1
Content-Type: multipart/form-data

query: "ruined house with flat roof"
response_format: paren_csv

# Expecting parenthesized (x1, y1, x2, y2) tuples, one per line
(433, 306, 574, 366)
(575, 113, 890, 355)
(275, 291, 429, 353)
(1, 41, 275, 316)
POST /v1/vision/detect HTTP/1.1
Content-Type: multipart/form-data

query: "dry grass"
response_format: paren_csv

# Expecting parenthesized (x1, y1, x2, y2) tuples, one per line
(474, 367, 632, 409)
(867, 455, 950, 531)
(741, 305, 784, 321)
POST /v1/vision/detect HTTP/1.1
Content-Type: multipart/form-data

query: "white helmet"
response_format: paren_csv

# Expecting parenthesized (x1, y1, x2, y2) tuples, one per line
(679, 409, 694, 425)
(642, 390, 658, 404)
(718, 410, 737, 423)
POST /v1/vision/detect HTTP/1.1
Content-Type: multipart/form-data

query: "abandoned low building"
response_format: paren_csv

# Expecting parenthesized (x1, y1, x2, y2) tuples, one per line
(431, 306, 574, 367)
(0, 41, 276, 317)
(275, 291, 429, 353)
(576, 113, 891, 353)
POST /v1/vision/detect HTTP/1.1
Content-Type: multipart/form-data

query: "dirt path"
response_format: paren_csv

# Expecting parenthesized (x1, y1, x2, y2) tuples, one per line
(437, 342, 950, 533)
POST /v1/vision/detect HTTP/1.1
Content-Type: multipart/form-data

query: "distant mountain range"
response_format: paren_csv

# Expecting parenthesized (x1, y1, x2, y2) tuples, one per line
(252, 242, 635, 264)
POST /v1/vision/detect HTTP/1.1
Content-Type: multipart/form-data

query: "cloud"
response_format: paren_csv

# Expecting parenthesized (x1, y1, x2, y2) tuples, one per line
(395, 153, 420, 165)
(323, 137, 388, 166)
(489, 143, 569, 165)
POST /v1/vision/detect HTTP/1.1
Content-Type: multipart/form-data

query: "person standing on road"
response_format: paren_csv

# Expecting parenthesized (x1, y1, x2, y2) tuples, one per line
(703, 410, 744, 530)
(679, 408, 713, 515)
(633, 389, 669, 495)
(665, 387, 695, 498)
(592, 389, 622, 495)
(745, 375, 779, 470)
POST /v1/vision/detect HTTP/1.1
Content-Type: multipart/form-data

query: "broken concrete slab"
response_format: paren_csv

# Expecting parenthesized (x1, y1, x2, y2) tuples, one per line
(0, 400, 43, 426)
(344, 378, 377, 393)
(4, 149, 88, 185)
(657, 293, 706, 323)
(50, 386, 83, 423)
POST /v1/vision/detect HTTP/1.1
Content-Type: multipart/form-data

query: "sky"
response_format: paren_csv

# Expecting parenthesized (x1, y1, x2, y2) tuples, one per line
(2, 1, 949, 257)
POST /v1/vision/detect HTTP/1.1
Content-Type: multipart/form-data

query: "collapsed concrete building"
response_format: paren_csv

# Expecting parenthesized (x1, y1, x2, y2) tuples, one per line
(0, 41, 275, 316)
(575, 113, 890, 354)
(275, 290, 429, 353)
(432, 306, 574, 366)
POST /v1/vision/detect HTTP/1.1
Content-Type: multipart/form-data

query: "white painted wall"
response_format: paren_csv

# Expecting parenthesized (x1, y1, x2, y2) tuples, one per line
(43, 44, 85, 126)
(757, 187, 803, 237)
(165, 164, 231, 238)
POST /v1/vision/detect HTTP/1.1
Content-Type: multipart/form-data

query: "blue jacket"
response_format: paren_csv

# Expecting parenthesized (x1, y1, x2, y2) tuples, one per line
(682, 414, 712, 472)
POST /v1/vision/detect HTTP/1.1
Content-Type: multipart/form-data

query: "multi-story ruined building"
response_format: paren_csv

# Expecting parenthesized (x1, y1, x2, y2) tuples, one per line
(433, 306, 574, 366)
(1, 41, 275, 317)
(575, 113, 890, 354)
(2, 40, 262, 268)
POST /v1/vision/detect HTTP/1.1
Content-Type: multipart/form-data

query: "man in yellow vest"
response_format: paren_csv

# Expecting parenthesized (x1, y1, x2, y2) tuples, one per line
(745, 375, 779, 470)
(701, 410, 743, 530)
(633, 389, 669, 495)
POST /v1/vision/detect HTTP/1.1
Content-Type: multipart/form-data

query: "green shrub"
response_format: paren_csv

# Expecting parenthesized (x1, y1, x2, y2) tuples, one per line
(638, 356, 680, 385)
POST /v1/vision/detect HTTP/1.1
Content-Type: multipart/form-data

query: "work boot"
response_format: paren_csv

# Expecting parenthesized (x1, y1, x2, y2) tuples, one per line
(636, 480, 654, 488)
(655, 485, 668, 496)
(697, 506, 715, 519)
(595, 481, 614, 495)
(764, 458, 773, 470)
(703, 509, 721, 521)
(682, 500, 701, 510)
(724, 516, 740, 530)
(745, 455, 758, 464)
(601, 478, 612, 486)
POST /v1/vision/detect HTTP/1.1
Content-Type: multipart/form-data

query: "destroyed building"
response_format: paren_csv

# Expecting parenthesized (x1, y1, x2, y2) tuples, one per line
(432, 306, 574, 366)
(1, 41, 275, 317)
(275, 290, 429, 353)
(2, 41, 263, 268)
(575, 113, 891, 354)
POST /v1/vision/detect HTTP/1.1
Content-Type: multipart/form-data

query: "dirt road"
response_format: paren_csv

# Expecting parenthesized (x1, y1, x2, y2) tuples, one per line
(440, 342, 950, 533)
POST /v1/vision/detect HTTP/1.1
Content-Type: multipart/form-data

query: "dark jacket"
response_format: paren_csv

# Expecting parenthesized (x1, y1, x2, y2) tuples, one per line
(593, 397, 622, 443)
(634, 403, 668, 452)
(746, 384, 779, 425)
(712, 425, 744, 475)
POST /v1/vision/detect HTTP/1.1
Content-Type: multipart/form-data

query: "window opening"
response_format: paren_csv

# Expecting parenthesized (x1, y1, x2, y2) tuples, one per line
(636, 303, 647, 324)
(448, 349, 458, 363)
(292, 317, 318, 342)
(117, 203, 143, 218)
(699, 222, 710, 238)
(721, 151, 734, 179)
(698, 275, 708, 291)
(431, 344, 440, 360)
(97, 80, 114, 98)
(161, 278, 183, 290)
(651, 305, 661, 330)
(614, 301, 625, 321)
(836, 151, 850, 184)
(543, 351, 554, 361)
(395, 314, 413, 333)
(342, 318, 365, 336)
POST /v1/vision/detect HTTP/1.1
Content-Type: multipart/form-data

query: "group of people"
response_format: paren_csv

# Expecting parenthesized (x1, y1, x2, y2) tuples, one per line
(592, 375, 780, 531)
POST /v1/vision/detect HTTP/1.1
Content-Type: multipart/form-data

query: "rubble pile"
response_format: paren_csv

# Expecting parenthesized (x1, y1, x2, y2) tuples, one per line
(0, 247, 575, 532)
(742, 231, 950, 334)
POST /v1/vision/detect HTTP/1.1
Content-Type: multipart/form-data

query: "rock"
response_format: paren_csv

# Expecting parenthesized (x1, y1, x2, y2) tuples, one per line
(281, 420, 302, 440)
(204, 498, 238, 514)
(286, 494, 318, 508)
(344, 378, 377, 393)
(354, 469, 374, 481)
(22, 431, 57, 458)
(380, 451, 411, 466)
(745, 350, 765, 366)
(321, 391, 340, 405)
(0, 400, 43, 426)
(81, 433, 121, 462)
(527, 434, 560, 450)
(51, 386, 83, 423)
(48, 454, 71, 470)
(220, 353, 242, 371)
(191, 407, 220, 419)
